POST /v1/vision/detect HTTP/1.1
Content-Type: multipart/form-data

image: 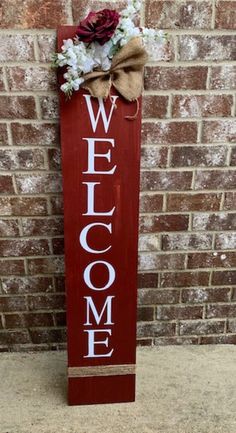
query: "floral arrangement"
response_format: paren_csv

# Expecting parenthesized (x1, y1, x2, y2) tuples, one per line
(53, 0, 167, 100)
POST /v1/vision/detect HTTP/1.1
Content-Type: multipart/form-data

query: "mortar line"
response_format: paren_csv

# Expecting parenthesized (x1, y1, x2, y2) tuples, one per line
(211, 0, 216, 30)
(2, 67, 9, 92)
(167, 94, 172, 118)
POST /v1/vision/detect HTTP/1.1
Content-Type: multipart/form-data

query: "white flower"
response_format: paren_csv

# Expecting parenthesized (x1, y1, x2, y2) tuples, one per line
(71, 77, 84, 91)
(62, 38, 74, 50)
(122, 0, 141, 18)
(60, 82, 72, 93)
(92, 42, 112, 71)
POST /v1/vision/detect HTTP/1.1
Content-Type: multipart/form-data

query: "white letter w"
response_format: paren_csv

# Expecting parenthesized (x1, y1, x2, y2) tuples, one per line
(84, 94, 119, 134)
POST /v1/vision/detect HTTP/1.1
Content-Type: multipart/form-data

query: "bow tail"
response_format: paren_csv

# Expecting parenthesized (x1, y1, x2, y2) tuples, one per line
(112, 68, 145, 102)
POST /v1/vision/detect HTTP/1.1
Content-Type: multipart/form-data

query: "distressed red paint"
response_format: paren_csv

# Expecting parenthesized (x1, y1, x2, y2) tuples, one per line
(58, 27, 141, 405)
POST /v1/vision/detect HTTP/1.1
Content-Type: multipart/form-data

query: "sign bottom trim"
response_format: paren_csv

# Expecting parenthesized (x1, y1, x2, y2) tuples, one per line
(68, 364, 136, 378)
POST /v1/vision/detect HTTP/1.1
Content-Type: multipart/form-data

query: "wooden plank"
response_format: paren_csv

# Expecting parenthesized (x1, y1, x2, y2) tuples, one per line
(58, 26, 141, 405)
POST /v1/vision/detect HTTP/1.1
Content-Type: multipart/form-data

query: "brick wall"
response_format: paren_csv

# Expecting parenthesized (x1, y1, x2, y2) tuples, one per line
(0, 0, 235, 351)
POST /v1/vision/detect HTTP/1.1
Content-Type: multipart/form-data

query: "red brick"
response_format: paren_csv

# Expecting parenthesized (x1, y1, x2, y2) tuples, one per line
(142, 122, 198, 145)
(11, 123, 59, 146)
(54, 312, 66, 327)
(48, 148, 61, 171)
(215, 233, 236, 250)
(212, 270, 236, 285)
(145, 66, 207, 91)
(0, 239, 50, 257)
(7, 66, 56, 91)
(141, 147, 168, 169)
(154, 336, 199, 345)
(172, 95, 233, 118)
(166, 193, 222, 212)
(179, 35, 236, 61)
(192, 212, 236, 231)
(37, 34, 56, 62)
(0, 68, 5, 90)
(139, 253, 185, 271)
(162, 233, 212, 251)
(139, 214, 189, 233)
(145, 0, 212, 29)
(0, 296, 27, 312)
(1, 277, 53, 294)
(138, 233, 160, 253)
(0, 219, 19, 237)
(207, 304, 236, 319)
(139, 234, 160, 253)
(0, 149, 45, 170)
(72, 1, 126, 24)
(142, 96, 168, 119)
(28, 257, 64, 275)
(52, 238, 64, 255)
(15, 174, 62, 194)
(228, 320, 236, 333)
(138, 288, 179, 305)
(138, 238, 158, 257)
(160, 271, 210, 288)
(147, 38, 175, 62)
(0, 260, 25, 276)
(0, 176, 14, 194)
(202, 120, 236, 143)
(137, 322, 176, 338)
(137, 273, 158, 288)
(223, 192, 236, 210)
(0, 96, 37, 119)
(0, 197, 48, 216)
(210, 66, 236, 90)
(230, 147, 236, 166)
(182, 287, 231, 303)
(137, 306, 154, 321)
(194, 170, 236, 190)
(28, 294, 65, 311)
(40, 95, 59, 119)
(29, 328, 66, 344)
(215, 1, 236, 29)
(141, 171, 192, 192)
(188, 252, 236, 269)
(139, 194, 163, 213)
(0, 0, 70, 29)
(54, 276, 65, 291)
(4, 312, 53, 328)
(0, 330, 30, 345)
(0, 35, 34, 60)
(0, 124, 8, 145)
(50, 196, 63, 215)
(139, 234, 160, 252)
(179, 320, 225, 336)
(170, 146, 227, 168)
(201, 334, 236, 344)
(157, 305, 203, 321)
(22, 217, 63, 236)
(137, 338, 153, 346)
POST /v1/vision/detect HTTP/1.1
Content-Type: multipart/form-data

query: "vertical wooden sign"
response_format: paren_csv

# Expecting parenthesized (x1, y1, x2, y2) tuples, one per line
(58, 27, 141, 405)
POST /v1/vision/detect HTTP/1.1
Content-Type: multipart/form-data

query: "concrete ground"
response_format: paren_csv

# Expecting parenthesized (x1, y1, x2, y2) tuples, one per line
(1, 346, 236, 433)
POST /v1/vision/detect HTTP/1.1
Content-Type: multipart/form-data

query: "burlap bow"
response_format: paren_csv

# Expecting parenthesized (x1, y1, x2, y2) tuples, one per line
(82, 37, 148, 101)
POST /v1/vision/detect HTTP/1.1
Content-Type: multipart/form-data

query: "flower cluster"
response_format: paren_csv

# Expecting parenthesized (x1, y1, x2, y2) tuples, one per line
(53, 0, 167, 97)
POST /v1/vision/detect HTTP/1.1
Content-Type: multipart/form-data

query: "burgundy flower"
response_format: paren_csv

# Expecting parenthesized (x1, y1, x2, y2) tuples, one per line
(76, 9, 120, 45)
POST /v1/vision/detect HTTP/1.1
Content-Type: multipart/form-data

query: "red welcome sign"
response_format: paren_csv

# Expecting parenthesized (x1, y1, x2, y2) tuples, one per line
(58, 27, 141, 405)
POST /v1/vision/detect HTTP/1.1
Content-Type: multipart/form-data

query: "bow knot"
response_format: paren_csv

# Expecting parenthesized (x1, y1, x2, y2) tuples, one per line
(82, 37, 148, 101)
